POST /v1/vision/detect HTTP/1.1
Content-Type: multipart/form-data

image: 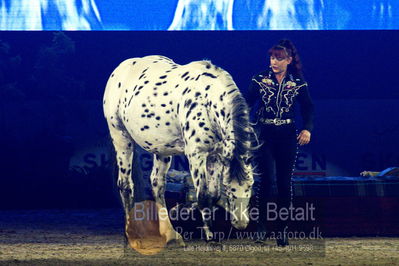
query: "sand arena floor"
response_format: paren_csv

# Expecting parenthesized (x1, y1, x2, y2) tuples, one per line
(0, 209, 398, 265)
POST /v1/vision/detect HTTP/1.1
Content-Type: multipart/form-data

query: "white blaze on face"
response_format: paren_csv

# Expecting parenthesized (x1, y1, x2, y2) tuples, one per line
(226, 179, 253, 230)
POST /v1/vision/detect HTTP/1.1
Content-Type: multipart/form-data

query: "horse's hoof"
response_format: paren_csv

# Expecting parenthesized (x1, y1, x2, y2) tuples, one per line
(166, 239, 186, 249)
(206, 241, 222, 248)
(254, 239, 267, 245)
(276, 237, 289, 247)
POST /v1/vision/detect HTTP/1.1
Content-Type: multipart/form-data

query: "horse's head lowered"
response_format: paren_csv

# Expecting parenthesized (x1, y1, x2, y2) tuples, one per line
(206, 132, 255, 230)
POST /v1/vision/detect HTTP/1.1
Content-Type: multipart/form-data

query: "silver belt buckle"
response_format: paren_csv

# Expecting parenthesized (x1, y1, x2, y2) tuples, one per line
(274, 118, 282, 126)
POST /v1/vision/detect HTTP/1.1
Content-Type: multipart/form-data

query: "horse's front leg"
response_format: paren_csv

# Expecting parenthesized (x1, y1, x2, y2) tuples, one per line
(198, 194, 217, 242)
(150, 154, 185, 247)
(188, 154, 218, 242)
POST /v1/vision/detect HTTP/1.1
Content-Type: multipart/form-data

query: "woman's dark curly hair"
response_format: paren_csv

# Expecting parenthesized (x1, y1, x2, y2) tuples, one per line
(268, 39, 304, 79)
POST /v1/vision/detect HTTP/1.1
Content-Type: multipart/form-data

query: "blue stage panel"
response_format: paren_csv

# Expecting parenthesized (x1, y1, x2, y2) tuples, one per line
(0, 0, 398, 30)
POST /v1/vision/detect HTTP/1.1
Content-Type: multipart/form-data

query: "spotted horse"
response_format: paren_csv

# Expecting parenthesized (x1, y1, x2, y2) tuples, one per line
(103, 55, 256, 247)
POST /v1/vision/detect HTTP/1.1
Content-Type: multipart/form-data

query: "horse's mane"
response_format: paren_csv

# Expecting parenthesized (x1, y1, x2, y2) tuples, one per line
(199, 61, 256, 184)
(229, 90, 256, 183)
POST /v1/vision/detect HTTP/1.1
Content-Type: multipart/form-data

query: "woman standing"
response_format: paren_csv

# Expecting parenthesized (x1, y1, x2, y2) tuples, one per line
(245, 39, 314, 246)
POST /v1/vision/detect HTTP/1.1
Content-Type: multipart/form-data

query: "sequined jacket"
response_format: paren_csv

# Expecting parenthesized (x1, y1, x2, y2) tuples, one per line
(245, 68, 314, 132)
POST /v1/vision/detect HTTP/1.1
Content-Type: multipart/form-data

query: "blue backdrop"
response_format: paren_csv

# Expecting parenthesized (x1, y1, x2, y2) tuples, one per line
(0, 0, 398, 30)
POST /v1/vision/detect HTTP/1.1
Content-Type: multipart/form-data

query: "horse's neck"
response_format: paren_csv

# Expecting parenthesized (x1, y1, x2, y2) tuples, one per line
(209, 89, 236, 160)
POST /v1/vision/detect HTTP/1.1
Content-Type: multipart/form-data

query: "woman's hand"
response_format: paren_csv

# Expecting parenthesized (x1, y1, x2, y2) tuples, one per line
(297, 130, 311, 145)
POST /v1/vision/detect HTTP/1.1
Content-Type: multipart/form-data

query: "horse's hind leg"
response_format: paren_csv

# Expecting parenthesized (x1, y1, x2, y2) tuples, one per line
(150, 154, 185, 247)
(108, 126, 135, 222)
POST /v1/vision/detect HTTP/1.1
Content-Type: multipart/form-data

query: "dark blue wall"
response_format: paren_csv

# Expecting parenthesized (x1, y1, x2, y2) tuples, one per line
(1, 31, 398, 209)
(3, 31, 399, 99)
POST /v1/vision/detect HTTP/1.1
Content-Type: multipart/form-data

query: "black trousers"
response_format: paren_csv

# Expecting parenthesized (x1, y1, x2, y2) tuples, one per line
(255, 123, 298, 233)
